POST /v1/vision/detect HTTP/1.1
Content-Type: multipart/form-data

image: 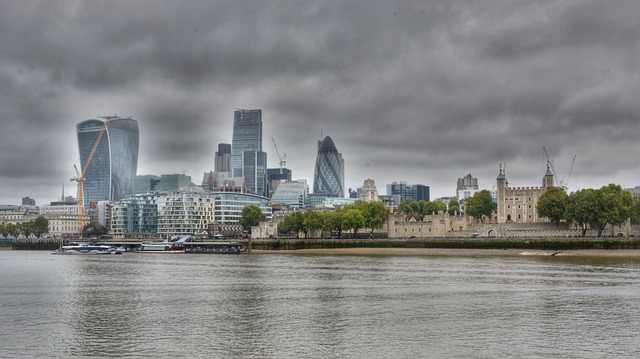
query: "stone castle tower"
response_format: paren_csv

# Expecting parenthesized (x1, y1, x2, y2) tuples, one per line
(496, 163, 554, 224)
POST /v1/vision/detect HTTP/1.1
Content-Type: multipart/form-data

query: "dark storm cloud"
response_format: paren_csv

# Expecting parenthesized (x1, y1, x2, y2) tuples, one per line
(1, 0, 640, 204)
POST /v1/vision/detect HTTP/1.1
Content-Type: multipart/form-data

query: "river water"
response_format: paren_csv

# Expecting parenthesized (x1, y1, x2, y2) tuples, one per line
(1, 250, 639, 358)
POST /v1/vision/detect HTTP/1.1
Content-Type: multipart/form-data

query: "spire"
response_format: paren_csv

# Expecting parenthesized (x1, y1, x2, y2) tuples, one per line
(61, 183, 65, 202)
(497, 163, 506, 180)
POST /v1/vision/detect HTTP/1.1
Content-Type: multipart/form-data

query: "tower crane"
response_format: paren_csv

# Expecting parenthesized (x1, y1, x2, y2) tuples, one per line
(543, 146, 573, 190)
(71, 119, 108, 235)
(271, 137, 286, 174)
(561, 155, 577, 191)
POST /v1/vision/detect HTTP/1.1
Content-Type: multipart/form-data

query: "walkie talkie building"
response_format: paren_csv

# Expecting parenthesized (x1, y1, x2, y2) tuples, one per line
(313, 136, 344, 197)
(76, 116, 139, 206)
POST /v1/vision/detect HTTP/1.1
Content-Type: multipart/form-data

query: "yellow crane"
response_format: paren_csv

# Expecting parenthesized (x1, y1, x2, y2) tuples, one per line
(71, 120, 109, 235)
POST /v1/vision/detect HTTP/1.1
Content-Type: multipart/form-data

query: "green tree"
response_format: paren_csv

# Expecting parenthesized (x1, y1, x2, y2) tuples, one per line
(239, 205, 267, 231)
(422, 201, 446, 216)
(362, 201, 390, 235)
(32, 216, 49, 238)
(0, 223, 7, 238)
(279, 211, 306, 237)
(536, 186, 568, 228)
(465, 190, 496, 223)
(565, 188, 597, 237)
(447, 199, 460, 216)
(82, 222, 108, 238)
(398, 200, 423, 219)
(21, 221, 34, 238)
(631, 197, 640, 225)
(303, 210, 326, 238)
(591, 184, 633, 237)
(341, 208, 365, 238)
(6, 223, 18, 238)
(325, 210, 344, 239)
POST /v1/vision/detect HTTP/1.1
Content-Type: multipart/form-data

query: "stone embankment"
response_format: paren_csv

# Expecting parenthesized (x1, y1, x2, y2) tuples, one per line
(250, 238, 640, 251)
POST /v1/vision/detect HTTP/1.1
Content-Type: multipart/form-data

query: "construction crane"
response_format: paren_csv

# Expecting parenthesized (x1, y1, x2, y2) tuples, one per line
(561, 155, 577, 191)
(71, 119, 109, 235)
(271, 137, 286, 174)
(543, 146, 573, 190)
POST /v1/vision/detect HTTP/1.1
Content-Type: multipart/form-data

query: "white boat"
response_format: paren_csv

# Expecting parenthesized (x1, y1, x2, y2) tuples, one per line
(136, 241, 185, 254)
(53, 243, 122, 255)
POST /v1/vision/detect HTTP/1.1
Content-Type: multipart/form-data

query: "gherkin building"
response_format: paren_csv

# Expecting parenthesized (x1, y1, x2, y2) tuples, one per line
(313, 136, 344, 197)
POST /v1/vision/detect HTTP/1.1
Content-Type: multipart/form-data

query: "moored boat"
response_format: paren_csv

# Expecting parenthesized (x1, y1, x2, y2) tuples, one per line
(53, 242, 122, 255)
(183, 241, 249, 254)
(136, 241, 185, 254)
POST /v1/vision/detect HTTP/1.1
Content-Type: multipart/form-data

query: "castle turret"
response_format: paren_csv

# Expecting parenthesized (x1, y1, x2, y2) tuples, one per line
(496, 164, 507, 223)
(542, 162, 554, 189)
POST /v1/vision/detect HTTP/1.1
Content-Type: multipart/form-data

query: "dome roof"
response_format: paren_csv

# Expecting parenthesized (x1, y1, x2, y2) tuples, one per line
(319, 136, 338, 152)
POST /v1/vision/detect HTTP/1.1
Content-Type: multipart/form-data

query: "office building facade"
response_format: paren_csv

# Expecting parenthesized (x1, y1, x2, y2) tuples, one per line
(313, 136, 345, 197)
(231, 109, 267, 196)
(215, 143, 232, 173)
(386, 182, 430, 204)
(76, 116, 139, 205)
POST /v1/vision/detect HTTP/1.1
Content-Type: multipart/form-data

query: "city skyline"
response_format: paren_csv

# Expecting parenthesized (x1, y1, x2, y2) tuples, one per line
(1, 1, 640, 205)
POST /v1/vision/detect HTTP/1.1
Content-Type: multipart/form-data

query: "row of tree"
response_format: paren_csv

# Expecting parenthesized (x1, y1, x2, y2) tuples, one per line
(537, 184, 635, 237)
(0, 216, 49, 239)
(277, 201, 390, 238)
(397, 198, 461, 219)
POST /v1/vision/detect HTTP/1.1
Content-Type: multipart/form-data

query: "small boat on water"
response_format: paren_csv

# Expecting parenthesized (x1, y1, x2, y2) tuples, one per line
(53, 242, 122, 255)
(136, 241, 185, 254)
(183, 241, 249, 254)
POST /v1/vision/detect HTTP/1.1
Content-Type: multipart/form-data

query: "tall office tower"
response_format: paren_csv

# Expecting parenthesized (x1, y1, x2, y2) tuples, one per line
(214, 143, 232, 173)
(457, 173, 479, 191)
(76, 116, 139, 206)
(231, 109, 267, 196)
(313, 136, 345, 197)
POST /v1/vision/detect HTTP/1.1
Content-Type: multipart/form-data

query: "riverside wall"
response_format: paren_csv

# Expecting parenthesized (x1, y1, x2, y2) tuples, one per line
(249, 238, 640, 251)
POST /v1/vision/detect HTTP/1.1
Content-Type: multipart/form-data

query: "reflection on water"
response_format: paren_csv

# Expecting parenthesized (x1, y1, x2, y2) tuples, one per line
(1, 251, 639, 358)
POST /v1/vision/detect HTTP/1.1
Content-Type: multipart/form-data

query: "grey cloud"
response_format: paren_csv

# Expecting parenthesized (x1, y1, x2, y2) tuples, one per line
(1, 0, 640, 204)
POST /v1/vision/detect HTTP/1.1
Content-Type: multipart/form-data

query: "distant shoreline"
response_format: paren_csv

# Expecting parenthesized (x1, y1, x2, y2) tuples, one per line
(252, 247, 640, 257)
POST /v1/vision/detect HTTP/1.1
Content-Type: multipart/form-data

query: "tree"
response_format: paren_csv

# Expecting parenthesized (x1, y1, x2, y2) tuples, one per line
(325, 210, 344, 239)
(279, 211, 306, 237)
(239, 205, 267, 231)
(536, 186, 568, 228)
(0, 223, 7, 238)
(447, 199, 460, 216)
(422, 201, 446, 216)
(6, 223, 17, 238)
(82, 222, 108, 238)
(21, 221, 34, 238)
(631, 197, 640, 225)
(341, 208, 365, 238)
(33, 216, 49, 238)
(565, 188, 597, 237)
(303, 210, 326, 238)
(14, 223, 22, 238)
(398, 200, 424, 219)
(465, 190, 496, 223)
(362, 201, 390, 235)
(591, 184, 633, 237)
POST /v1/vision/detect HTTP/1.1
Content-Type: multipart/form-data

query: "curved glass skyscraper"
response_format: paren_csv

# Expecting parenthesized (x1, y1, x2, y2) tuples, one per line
(77, 116, 139, 205)
(313, 136, 344, 197)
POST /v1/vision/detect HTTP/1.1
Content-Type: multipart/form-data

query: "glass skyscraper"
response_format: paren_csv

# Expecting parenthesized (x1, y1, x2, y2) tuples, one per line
(313, 136, 345, 197)
(76, 116, 139, 206)
(231, 109, 267, 197)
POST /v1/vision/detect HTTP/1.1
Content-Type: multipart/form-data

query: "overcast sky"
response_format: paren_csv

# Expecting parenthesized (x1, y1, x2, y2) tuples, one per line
(1, 0, 639, 205)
